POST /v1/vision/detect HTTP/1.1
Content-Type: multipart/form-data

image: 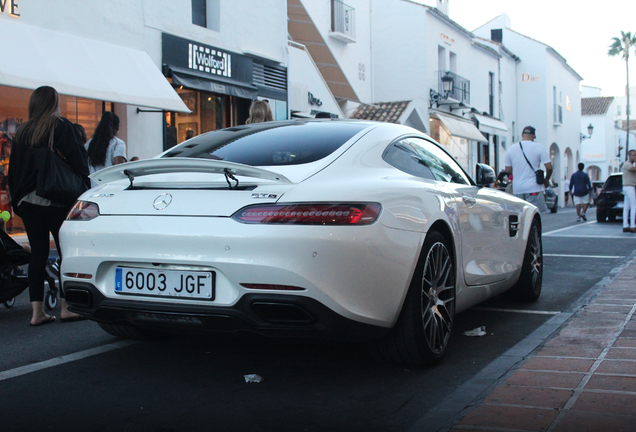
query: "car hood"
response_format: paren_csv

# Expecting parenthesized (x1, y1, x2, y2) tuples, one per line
(84, 158, 295, 217)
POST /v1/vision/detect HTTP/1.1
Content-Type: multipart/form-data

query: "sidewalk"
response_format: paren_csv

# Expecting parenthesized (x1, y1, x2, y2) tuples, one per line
(448, 257, 636, 432)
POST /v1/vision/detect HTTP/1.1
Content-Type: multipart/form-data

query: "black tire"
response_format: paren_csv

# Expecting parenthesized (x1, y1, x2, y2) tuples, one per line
(369, 231, 456, 366)
(3, 297, 16, 309)
(597, 210, 607, 222)
(98, 322, 166, 340)
(608, 214, 616, 222)
(510, 219, 542, 302)
(44, 290, 58, 311)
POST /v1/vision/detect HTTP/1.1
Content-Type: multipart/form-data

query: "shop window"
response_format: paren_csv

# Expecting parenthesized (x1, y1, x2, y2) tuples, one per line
(0, 86, 103, 234)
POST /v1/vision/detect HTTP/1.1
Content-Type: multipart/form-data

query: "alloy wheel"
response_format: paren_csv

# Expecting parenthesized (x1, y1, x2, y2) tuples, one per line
(420, 242, 456, 355)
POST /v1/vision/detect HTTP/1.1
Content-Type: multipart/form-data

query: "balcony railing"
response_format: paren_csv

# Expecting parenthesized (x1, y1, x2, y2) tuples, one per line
(438, 70, 470, 105)
(331, 0, 356, 43)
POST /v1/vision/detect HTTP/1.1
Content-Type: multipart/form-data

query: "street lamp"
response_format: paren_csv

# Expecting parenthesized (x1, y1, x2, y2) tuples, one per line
(580, 123, 594, 142)
(429, 72, 456, 108)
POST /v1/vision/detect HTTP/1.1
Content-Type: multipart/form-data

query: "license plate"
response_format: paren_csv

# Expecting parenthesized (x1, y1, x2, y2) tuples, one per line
(115, 267, 214, 300)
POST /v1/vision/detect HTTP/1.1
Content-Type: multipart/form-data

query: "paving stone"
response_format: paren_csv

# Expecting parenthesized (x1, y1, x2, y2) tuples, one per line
(545, 336, 611, 349)
(553, 410, 636, 432)
(620, 329, 636, 338)
(614, 338, 636, 348)
(458, 405, 558, 431)
(572, 392, 636, 415)
(520, 357, 594, 373)
(536, 346, 603, 358)
(582, 305, 633, 314)
(604, 347, 636, 360)
(483, 386, 573, 409)
(595, 359, 636, 375)
(504, 371, 584, 389)
(585, 375, 636, 392)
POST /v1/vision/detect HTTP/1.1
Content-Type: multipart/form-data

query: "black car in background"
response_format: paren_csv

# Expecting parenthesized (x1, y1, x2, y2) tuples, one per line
(596, 173, 623, 222)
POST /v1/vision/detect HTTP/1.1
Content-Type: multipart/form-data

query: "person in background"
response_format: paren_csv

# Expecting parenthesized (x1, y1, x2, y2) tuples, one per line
(622, 149, 636, 233)
(73, 123, 87, 144)
(563, 176, 570, 207)
(569, 163, 593, 222)
(504, 126, 552, 214)
(245, 100, 274, 124)
(8, 85, 90, 326)
(85, 112, 126, 187)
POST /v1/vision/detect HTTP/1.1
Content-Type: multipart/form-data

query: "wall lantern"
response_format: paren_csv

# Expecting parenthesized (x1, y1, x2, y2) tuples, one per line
(580, 123, 594, 142)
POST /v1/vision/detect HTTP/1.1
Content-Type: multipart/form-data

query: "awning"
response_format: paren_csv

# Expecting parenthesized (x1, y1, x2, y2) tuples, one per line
(473, 113, 509, 134)
(432, 112, 488, 143)
(0, 19, 189, 112)
(168, 66, 258, 100)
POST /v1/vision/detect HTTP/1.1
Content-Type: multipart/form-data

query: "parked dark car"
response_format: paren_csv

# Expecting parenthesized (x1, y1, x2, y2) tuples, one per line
(596, 173, 623, 222)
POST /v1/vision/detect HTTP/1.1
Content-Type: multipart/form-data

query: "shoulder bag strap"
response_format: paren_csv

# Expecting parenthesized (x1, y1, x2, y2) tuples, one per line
(518, 142, 536, 171)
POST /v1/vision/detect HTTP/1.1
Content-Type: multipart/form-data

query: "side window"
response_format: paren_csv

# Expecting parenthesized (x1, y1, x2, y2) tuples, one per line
(407, 138, 470, 185)
(383, 140, 435, 180)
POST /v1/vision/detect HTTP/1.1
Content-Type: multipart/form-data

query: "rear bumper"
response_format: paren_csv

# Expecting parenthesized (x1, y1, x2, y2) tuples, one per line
(64, 281, 389, 341)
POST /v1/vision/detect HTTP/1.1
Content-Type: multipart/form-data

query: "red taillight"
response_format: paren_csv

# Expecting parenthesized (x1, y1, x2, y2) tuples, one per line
(232, 203, 381, 225)
(67, 201, 100, 221)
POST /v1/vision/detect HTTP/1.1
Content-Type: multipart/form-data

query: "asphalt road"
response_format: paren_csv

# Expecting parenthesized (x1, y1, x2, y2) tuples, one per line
(1, 206, 634, 432)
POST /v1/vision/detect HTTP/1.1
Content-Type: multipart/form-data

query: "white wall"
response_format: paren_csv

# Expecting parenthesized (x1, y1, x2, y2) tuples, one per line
(301, 0, 372, 103)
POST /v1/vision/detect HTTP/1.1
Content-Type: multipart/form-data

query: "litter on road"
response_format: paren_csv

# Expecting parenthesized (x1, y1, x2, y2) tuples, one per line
(463, 326, 486, 337)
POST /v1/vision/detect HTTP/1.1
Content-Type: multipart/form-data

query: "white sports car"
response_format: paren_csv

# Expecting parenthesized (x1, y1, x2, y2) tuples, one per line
(60, 120, 542, 365)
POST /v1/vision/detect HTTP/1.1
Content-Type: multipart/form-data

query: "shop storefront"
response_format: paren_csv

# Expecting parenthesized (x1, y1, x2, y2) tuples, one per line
(0, 19, 189, 234)
(161, 33, 288, 150)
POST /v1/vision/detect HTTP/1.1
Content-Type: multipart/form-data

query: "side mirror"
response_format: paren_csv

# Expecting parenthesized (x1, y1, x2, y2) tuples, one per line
(475, 163, 496, 187)
(551, 182, 559, 188)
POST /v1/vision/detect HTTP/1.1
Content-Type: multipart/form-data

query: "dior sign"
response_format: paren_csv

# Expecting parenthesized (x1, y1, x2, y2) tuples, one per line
(189, 44, 231, 78)
(0, 0, 20, 17)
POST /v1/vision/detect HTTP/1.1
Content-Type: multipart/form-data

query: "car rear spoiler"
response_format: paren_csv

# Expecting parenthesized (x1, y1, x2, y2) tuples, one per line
(90, 157, 292, 186)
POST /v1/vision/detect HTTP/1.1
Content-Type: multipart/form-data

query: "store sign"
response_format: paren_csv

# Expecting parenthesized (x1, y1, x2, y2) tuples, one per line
(0, 0, 20, 17)
(521, 73, 540, 82)
(162, 33, 252, 85)
(440, 33, 454, 44)
(189, 43, 231, 77)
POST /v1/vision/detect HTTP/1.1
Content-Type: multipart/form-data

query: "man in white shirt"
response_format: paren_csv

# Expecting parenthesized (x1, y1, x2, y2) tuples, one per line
(504, 126, 553, 214)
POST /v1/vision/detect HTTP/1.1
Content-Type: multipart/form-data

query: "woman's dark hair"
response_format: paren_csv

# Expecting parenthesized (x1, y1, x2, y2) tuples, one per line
(74, 123, 87, 144)
(87, 112, 120, 166)
(14, 86, 60, 148)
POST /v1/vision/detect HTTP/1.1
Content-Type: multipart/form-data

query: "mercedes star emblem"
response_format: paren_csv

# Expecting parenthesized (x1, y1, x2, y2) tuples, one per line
(153, 193, 173, 210)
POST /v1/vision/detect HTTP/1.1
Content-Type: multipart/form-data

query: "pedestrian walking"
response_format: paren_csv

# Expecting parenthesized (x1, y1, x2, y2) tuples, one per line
(85, 112, 126, 187)
(622, 149, 636, 233)
(569, 163, 593, 221)
(563, 176, 570, 207)
(8, 85, 90, 326)
(504, 126, 552, 213)
(245, 100, 274, 124)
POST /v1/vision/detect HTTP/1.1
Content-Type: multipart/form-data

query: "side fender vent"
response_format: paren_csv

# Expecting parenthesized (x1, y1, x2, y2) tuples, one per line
(509, 215, 519, 237)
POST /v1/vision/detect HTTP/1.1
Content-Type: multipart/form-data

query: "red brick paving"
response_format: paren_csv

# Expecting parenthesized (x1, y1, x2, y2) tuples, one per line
(447, 258, 636, 432)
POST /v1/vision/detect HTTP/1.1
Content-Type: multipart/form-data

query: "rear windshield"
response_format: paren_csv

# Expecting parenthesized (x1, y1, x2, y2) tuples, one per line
(162, 121, 369, 166)
(603, 175, 622, 191)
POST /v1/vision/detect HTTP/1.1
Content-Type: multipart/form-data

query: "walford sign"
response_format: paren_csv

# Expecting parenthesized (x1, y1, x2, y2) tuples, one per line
(0, 0, 20, 17)
(162, 33, 252, 85)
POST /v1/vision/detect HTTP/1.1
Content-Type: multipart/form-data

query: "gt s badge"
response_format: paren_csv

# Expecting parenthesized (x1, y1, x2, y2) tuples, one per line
(90, 193, 114, 198)
(153, 193, 173, 210)
(252, 193, 278, 199)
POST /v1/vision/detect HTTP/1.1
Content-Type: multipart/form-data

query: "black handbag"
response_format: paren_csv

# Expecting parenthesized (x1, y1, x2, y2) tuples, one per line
(35, 126, 88, 206)
(519, 142, 545, 185)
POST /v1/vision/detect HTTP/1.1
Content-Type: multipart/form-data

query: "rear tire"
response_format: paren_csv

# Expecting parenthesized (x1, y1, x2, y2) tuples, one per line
(596, 211, 606, 222)
(510, 219, 542, 302)
(98, 322, 166, 340)
(3, 298, 16, 309)
(369, 231, 456, 366)
(550, 197, 558, 213)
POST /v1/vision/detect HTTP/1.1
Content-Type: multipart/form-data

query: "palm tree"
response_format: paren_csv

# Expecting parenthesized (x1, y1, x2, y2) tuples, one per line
(609, 31, 636, 161)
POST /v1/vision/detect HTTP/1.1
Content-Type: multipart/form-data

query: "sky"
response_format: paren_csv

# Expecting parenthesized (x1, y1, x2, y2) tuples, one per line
(417, 0, 636, 97)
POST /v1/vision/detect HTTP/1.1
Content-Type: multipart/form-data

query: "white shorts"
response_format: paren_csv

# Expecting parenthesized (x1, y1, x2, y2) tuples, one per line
(573, 194, 590, 205)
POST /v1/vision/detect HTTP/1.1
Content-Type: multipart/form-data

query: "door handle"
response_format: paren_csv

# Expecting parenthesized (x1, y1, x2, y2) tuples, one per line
(462, 195, 476, 207)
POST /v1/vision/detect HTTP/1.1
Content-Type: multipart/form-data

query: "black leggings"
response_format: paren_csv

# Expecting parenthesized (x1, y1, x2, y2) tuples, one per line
(17, 202, 70, 302)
